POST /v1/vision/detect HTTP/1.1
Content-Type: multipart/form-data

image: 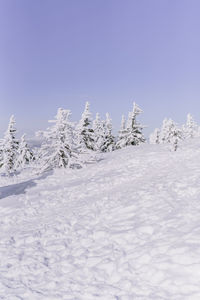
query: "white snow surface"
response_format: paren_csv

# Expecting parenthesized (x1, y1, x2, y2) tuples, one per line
(1, 139, 200, 299)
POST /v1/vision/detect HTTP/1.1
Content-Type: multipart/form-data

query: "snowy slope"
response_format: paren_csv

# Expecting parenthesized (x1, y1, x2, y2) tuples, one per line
(1, 139, 200, 299)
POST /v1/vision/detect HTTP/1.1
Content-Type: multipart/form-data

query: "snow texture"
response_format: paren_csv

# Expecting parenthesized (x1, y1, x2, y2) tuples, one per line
(0, 139, 200, 299)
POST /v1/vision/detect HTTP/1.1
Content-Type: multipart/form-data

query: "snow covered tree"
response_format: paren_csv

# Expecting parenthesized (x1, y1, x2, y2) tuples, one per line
(149, 128, 160, 144)
(92, 113, 115, 152)
(116, 102, 145, 149)
(170, 126, 182, 151)
(40, 108, 82, 171)
(0, 115, 19, 174)
(159, 118, 182, 150)
(125, 102, 145, 145)
(76, 102, 95, 151)
(15, 134, 35, 169)
(159, 118, 172, 144)
(92, 113, 105, 152)
(182, 113, 198, 139)
(116, 115, 127, 149)
(103, 113, 115, 152)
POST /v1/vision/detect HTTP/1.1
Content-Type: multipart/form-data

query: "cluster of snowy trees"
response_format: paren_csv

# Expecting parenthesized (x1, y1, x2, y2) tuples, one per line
(1, 102, 197, 176)
(149, 114, 200, 151)
(0, 115, 35, 175)
(0, 102, 145, 175)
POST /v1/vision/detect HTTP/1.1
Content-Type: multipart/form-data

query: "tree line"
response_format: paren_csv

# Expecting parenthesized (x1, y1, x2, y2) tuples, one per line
(149, 114, 200, 151)
(0, 102, 145, 175)
(0, 102, 198, 176)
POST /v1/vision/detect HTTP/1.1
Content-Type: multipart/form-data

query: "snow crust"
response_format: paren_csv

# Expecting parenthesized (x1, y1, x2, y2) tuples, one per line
(1, 139, 200, 299)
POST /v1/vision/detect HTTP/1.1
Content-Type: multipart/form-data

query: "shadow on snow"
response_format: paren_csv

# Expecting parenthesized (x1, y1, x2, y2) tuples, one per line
(0, 171, 52, 200)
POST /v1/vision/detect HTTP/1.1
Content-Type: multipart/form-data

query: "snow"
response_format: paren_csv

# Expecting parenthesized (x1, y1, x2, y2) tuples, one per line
(1, 139, 200, 299)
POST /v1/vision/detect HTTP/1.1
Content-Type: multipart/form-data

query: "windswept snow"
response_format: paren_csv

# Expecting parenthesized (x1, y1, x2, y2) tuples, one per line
(1, 140, 200, 299)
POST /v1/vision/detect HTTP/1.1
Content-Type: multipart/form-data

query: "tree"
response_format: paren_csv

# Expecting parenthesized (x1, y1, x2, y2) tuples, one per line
(159, 118, 172, 144)
(92, 113, 105, 152)
(170, 125, 182, 151)
(149, 128, 160, 144)
(116, 115, 127, 149)
(182, 113, 198, 139)
(76, 102, 95, 151)
(0, 115, 19, 174)
(159, 118, 182, 150)
(40, 108, 82, 171)
(92, 112, 115, 152)
(102, 113, 115, 152)
(116, 102, 145, 149)
(15, 134, 35, 169)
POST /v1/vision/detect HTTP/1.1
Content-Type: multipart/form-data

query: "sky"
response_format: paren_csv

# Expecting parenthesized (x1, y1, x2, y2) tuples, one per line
(1, 0, 200, 137)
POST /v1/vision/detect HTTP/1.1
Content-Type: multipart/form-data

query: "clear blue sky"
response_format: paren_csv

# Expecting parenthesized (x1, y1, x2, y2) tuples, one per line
(1, 0, 200, 136)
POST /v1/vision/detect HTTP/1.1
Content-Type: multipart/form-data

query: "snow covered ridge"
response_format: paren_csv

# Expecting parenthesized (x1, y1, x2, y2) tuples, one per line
(1, 139, 200, 299)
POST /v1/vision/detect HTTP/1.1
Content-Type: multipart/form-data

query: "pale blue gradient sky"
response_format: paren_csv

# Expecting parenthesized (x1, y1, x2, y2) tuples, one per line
(1, 0, 200, 136)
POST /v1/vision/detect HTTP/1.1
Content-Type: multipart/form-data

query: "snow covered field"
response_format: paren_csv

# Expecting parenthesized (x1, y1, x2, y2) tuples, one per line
(1, 139, 200, 299)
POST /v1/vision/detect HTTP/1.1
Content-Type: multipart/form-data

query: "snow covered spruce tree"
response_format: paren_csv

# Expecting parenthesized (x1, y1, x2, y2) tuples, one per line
(103, 113, 115, 152)
(39, 108, 82, 172)
(93, 113, 115, 152)
(116, 102, 145, 149)
(159, 118, 182, 151)
(116, 115, 127, 149)
(0, 115, 19, 174)
(159, 118, 171, 144)
(92, 113, 105, 152)
(182, 113, 198, 139)
(170, 124, 183, 151)
(15, 134, 35, 169)
(76, 102, 95, 152)
(149, 128, 160, 144)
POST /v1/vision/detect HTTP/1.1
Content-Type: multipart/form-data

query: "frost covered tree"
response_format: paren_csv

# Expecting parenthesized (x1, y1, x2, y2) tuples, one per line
(40, 108, 82, 171)
(116, 115, 127, 149)
(116, 102, 145, 149)
(92, 113, 105, 152)
(170, 125, 183, 151)
(159, 118, 172, 144)
(92, 113, 115, 152)
(102, 113, 115, 152)
(159, 118, 182, 150)
(149, 128, 160, 144)
(15, 134, 35, 169)
(182, 113, 198, 139)
(0, 115, 19, 174)
(124, 102, 145, 146)
(76, 102, 95, 151)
